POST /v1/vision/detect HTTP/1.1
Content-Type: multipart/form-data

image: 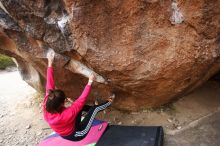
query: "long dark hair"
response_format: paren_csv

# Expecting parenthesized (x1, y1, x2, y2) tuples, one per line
(46, 89, 66, 114)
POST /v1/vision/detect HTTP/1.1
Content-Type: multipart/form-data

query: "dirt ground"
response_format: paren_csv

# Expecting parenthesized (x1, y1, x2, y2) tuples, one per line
(1, 69, 220, 146)
(0, 70, 50, 146)
(165, 111, 220, 146)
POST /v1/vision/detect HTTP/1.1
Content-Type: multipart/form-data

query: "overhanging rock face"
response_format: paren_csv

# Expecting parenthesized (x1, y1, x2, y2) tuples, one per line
(0, 0, 220, 111)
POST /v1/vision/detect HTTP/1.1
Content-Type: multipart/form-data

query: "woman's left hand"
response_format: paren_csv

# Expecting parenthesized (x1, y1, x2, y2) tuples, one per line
(47, 50, 55, 67)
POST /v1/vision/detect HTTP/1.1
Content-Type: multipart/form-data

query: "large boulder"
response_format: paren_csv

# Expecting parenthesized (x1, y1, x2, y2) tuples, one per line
(0, 0, 219, 111)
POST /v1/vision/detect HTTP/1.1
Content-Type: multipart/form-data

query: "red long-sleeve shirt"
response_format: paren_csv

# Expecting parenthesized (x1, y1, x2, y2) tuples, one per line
(43, 67, 91, 136)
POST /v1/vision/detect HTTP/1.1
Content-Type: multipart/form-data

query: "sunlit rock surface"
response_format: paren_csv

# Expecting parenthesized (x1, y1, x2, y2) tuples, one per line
(0, 0, 220, 111)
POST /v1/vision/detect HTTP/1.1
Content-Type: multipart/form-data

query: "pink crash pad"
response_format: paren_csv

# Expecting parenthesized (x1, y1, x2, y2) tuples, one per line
(38, 120, 108, 146)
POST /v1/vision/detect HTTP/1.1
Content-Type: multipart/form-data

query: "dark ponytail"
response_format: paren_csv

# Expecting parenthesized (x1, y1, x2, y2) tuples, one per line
(46, 89, 66, 113)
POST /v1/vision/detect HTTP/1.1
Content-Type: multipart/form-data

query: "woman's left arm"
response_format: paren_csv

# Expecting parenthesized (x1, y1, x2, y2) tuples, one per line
(43, 51, 55, 109)
(45, 51, 55, 95)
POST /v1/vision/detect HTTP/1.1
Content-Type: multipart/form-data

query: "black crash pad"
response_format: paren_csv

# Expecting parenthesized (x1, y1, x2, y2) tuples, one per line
(96, 125, 163, 146)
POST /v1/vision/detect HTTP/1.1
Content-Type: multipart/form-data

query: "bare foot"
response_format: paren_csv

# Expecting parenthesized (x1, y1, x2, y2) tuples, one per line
(94, 100, 99, 105)
(107, 94, 115, 103)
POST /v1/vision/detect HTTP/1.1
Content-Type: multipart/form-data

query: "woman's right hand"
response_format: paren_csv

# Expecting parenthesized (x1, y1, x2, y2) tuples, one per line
(88, 73, 95, 85)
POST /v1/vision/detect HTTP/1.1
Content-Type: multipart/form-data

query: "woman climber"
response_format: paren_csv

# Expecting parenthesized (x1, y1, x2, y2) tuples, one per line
(43, 51, 114, 141)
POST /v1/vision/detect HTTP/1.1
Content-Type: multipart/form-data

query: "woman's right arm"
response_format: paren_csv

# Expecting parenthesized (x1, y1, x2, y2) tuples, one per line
(70, 74, 95, 114)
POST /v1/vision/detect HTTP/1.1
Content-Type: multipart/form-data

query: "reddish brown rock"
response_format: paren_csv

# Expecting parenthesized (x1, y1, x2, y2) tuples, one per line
(0, 0, 220, 111)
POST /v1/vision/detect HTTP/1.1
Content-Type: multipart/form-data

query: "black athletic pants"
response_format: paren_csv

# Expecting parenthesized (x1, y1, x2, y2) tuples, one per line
(62, 101, 111, 141)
